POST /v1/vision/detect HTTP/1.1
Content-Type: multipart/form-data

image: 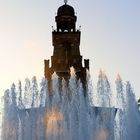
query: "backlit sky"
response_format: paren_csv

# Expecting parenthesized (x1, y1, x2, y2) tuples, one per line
(0, 0, 140, 98)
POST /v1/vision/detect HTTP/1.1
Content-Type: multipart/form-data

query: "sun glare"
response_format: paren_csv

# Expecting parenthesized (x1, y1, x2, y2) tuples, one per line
(44, 108, 64, 136)
(94, 130, 110, 140)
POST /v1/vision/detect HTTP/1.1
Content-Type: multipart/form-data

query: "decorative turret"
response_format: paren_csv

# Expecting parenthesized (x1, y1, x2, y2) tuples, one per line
(56, 3, 76, 32)
(44, 1, 89, 90)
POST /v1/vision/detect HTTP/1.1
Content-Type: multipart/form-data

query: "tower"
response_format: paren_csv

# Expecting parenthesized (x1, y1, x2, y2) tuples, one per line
(44, 1, 89, 87)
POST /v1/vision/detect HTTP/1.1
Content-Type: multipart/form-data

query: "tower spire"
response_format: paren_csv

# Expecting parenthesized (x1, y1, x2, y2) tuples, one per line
(64, 0, 68, 5)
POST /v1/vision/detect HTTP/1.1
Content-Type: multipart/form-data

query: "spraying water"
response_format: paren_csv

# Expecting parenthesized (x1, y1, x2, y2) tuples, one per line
(1, 70, 140, 140)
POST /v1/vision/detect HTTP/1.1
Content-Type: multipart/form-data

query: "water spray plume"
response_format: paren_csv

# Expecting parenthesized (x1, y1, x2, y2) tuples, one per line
(86, 69, 90, 76)
(70, 66, 76, 77)
(116, 73, 122, 81)
(99, 69, 107, 78)
(52, 72, 59, 80)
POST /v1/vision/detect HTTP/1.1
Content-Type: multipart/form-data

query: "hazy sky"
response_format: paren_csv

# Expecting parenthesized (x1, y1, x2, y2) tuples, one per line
(0, 0, 140, 98)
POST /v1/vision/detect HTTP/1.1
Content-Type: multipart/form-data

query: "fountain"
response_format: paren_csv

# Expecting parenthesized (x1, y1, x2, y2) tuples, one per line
(1, 70, 140, 140)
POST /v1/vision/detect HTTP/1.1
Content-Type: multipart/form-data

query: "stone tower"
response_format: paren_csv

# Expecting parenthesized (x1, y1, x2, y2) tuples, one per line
(44, 2, 89, 87)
